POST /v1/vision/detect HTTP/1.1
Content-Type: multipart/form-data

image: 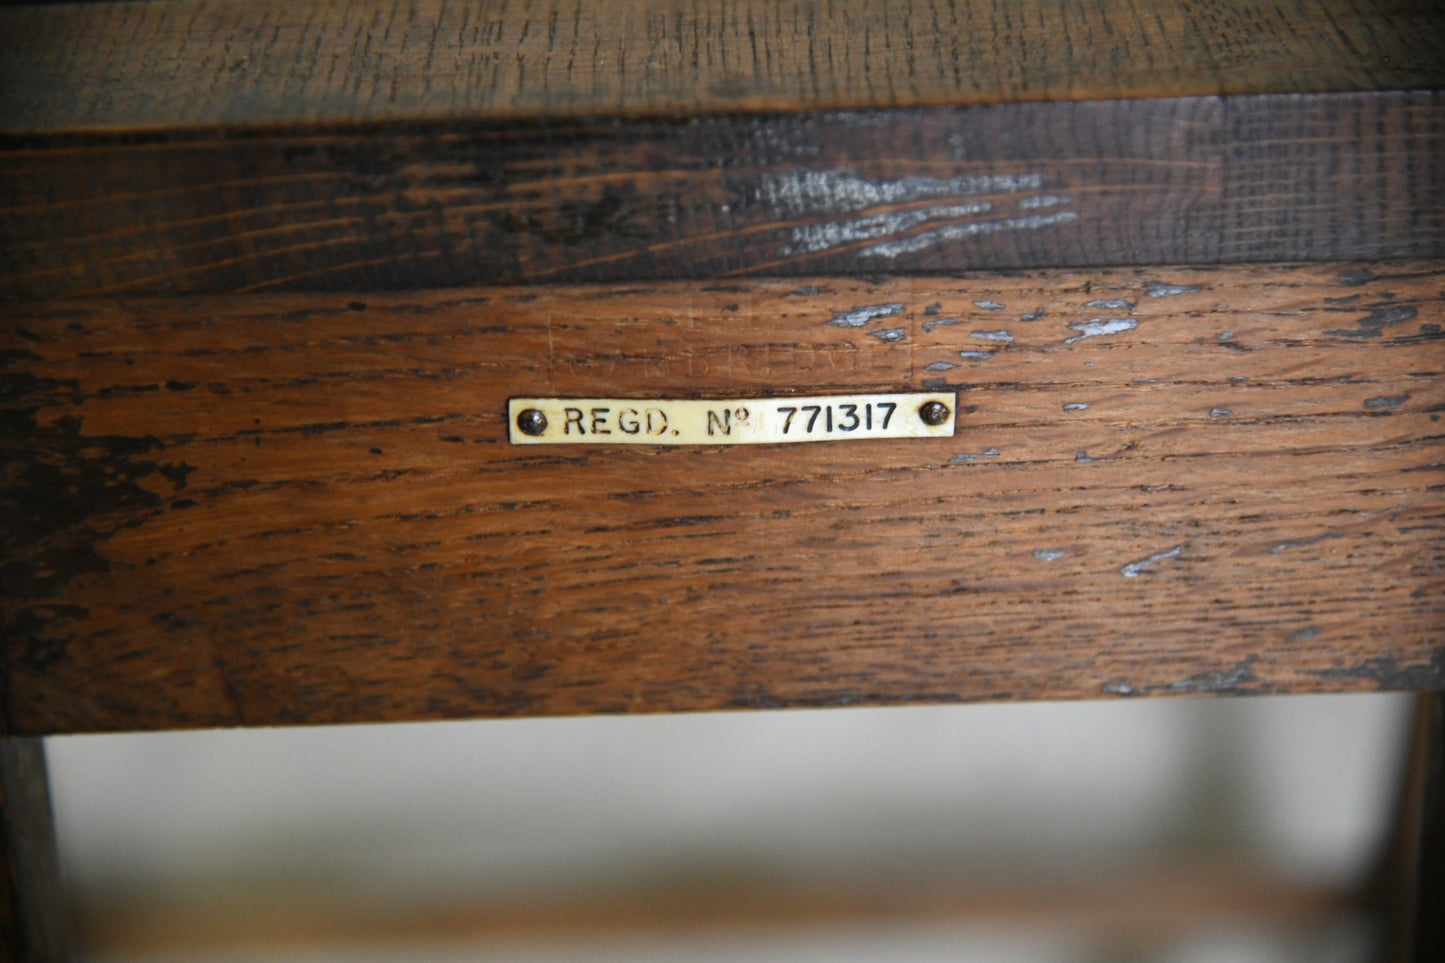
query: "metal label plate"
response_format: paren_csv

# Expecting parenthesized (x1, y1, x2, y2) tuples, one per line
(508, 393, 957, 445)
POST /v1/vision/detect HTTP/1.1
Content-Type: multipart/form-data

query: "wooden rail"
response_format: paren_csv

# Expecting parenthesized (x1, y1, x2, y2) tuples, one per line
(1, 92, 1439, 298)
(4, 0, 1441, 131)
(4, 263, 1441, 733)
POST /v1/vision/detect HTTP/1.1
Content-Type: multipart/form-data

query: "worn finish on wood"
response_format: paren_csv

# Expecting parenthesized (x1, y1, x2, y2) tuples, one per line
(2, 0, 1441, 132)
(0, 739, 69, 962)
(2, 263, 1443, 734)
(2, 92, 1441, 300)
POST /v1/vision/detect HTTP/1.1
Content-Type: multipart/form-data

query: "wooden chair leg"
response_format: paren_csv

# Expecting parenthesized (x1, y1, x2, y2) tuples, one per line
(1410, 695, 1444, 963)
(1377, 694, 1444, 963)
(1, 738, 69, 963)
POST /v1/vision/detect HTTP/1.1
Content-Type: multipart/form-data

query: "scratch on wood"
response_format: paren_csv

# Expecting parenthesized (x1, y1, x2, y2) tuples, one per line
(826, 302, 905, 327)
(757, 169, 1046, 215)
(1172, 657, 1259, 693)
(1326, 305, 1418, 339)
(1146, 280, 1203, 297)
(860, 212, 1079, 259)
(785, 202, 992, 255)
(949, 447, 1000, 464)
(1018, 194, 1071, 210)
(1269, 531, 1346, 554)
(1121, 544, 1184, 577)
(1066, 317, 1137, 343)
(1103, 657, 1258, 696)
(1338, 268, 1380, 286)
(1310, 650, 1445, 689)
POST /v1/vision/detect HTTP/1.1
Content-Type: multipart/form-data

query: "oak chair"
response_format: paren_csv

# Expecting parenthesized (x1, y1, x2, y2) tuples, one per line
(2, 1, 1442, 958)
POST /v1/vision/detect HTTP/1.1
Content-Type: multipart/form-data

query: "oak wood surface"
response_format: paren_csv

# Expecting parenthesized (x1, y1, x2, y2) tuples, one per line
(3, 92, 1441, 299)
(3, 263, 1442, 734)
(2, 0, 1441, 132)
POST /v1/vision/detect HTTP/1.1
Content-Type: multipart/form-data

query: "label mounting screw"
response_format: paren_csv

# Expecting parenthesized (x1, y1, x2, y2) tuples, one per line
(918, 400, 951, 426)
(516, 408, 548, 436)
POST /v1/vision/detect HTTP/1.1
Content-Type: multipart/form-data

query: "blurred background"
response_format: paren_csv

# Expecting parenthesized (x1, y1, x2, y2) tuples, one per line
(44, 692, 1413, 962)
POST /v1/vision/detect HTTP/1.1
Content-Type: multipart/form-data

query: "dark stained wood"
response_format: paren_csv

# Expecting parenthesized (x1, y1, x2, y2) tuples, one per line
(0, 739, 70, 962)
(2, 0, 1441, 132)
(1376, 695, 1429, 962)
(1376, 694, 1445, 962)
(3, 263, 1442, 734)
(2, 92, 1440, 300)
(1411, 695, 1444, 962)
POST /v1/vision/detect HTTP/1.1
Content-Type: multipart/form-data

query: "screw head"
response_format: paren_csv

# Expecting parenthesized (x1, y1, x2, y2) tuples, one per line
(918, 400, 951, 426)
(516, 408, 548, 436)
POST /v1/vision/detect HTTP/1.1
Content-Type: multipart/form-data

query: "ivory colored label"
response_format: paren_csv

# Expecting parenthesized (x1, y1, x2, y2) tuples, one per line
(508, 393, 956, 445)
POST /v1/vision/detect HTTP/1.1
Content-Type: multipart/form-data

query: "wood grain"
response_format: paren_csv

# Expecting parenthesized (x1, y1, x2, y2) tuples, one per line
(2, 92, 1441, 299)
(1, 0, 1441, 132)
(3, 263, 1443, 734)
